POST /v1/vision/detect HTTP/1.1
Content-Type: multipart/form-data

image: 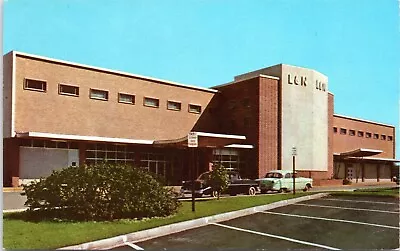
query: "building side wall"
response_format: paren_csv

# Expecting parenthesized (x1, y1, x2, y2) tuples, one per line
(209, 77, 262, 178)
(333, 116, 395, 158)
(281, 65, 328, 172)
(327, 93, 334, 178)
(4, 138, 20, 187)
(19, 147, 78, 179)
(258, 77, 280, 178)
(3, 52, 13, 138)
(14, 56, 214, 140)
(334, 162, 393, 182)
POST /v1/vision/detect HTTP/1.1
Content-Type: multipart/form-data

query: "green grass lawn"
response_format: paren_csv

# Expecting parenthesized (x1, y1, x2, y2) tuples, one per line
(330, 187, 400, 197)
(4, 193, 310, 249)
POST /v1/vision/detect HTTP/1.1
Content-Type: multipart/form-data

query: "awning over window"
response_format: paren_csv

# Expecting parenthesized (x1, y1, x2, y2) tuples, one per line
(15, 131, 154, 144)
(153, 131, 251, 148)
(15, 131, 253, 149)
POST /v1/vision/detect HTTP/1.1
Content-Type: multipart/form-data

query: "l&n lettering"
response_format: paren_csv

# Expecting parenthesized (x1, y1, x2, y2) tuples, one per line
(315, 80, 326, 92)
(288, 74, 307, 86)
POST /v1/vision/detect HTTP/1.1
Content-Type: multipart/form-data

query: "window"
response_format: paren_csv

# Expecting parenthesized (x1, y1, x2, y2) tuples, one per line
(388, 136, 393, 141)
(357, 131, 364, 137)
(167, 101, 181, 111)
(86, 143, 135, 166)
(349, 130, 355, 136)
(144, 97, 160, 108)
(366, 132, 372, 138)
(59, 84, 79, 96)
(118, 93, 135, 104)
(381, 135, 386, 140)
(333, 127, 338, 133)
(90, 89, 108, 100)
(340, 128, 347, 135)
(188, 104, 202, 114)
(24, 78, 47, 92)
(373, 133, 379, 139)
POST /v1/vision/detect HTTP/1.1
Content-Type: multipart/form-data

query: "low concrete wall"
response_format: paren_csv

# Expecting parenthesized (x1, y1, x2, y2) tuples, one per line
(58, 193, 328, 250)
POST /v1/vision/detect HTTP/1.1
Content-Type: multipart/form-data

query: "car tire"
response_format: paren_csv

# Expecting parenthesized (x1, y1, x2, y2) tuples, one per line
(278, 188, 283, 193)
(248, 187, 256, 196)
(303, 183, 312, 192)
(211, 190, 218, 198)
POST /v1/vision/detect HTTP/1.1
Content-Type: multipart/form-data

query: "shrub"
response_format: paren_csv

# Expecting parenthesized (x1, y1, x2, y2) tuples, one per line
(208, 163, 229, 199)
(23, 163, 181, 221)
(342, 179, 352, 185)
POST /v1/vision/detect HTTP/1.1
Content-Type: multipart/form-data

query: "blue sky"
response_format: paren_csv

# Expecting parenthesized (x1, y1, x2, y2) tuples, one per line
(4, 0, 400, 156)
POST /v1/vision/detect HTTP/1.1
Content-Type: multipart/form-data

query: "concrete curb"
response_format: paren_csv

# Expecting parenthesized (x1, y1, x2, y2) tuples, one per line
(3, 208, 27, 213)
(3, 187, 24, 193)
(58, 193, 328, 250)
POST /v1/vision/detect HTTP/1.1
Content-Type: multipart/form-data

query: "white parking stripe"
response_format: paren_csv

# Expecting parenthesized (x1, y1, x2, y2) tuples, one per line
(295, 203, 400, 214)
(260, 211, 400, 230)
(124, 242, 144, 250)
(210, 222, 340, 250)
(321, 198, 398, 205)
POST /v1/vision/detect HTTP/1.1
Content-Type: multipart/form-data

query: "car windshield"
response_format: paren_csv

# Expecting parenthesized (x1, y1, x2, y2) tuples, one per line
(197, 172, 211, 180)
(265, 172, 283, 178)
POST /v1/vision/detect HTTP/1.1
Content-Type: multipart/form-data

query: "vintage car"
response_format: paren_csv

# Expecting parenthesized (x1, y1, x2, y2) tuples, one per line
(256, 170, 312, 193)
(180, 170, 259, 197)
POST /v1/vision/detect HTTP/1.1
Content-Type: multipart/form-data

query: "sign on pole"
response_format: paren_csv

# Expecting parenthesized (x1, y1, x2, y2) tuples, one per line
(291, 146, 297, 156)
(188, 132, 198, 212)
(292, 146, 296, 195)
(188, 132, 198, 148)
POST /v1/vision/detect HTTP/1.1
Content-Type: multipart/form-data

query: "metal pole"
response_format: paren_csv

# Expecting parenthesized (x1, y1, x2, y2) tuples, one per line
(292, 155, 296, 195)
(191, 147, 195, 212)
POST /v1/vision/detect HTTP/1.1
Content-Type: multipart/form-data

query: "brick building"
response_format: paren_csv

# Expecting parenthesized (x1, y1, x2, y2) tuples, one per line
(3, 51, 398, 187)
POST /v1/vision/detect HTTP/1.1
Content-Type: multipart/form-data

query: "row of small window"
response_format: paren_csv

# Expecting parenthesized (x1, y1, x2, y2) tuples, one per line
(24, 78, 202, 114)
(333, 127, 393, 141)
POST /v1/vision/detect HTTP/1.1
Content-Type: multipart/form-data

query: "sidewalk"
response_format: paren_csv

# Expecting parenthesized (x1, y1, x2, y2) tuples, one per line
(3, 187, 24, 193)
(312, 181, 398, 192)
(3, 182, 398, 212)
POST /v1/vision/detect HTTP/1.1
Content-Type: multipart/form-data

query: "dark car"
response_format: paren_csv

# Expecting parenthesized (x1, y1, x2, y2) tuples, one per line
(180, 170, 259, 197)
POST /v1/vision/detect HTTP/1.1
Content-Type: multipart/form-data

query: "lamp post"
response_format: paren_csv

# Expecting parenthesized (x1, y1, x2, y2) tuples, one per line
(292, 146, 297, 195)
(188, 132, 198, 212)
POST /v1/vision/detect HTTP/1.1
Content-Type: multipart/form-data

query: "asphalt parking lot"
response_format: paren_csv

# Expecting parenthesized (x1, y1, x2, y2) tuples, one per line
(114, 194, 400, 250)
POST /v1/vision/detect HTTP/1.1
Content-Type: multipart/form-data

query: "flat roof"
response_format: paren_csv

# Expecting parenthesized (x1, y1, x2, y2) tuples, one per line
(338, 148, 383, 158)
(11, 51, 218, 94)
(334, 114, 395, 128)
(16, 131, 154, 145)
(153, 131, 246, 148)
(224, 144, 254, 149)
(212, 74, 280, 89)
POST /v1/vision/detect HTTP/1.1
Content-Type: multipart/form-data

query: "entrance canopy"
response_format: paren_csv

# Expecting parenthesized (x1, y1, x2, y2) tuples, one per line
(15, 131, 253, 149)
(154, 131, 252, 148)
(337, 148, 383, 158)
(334, 148, 400, 164)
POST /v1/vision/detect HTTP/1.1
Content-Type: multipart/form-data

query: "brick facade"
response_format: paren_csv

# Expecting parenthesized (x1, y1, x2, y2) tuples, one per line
(12, 54, 216, 141)
(333, 115, 395, 158)
(3, 51, 397, 186)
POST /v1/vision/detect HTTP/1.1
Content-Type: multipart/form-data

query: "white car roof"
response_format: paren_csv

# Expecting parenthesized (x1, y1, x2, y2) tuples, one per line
(267, 170, 296, 175)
